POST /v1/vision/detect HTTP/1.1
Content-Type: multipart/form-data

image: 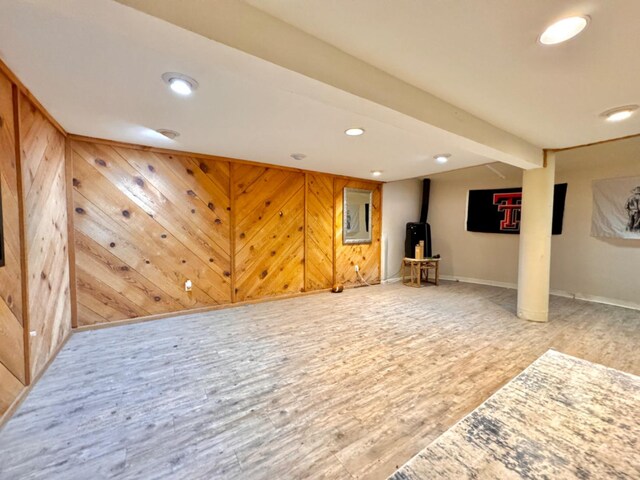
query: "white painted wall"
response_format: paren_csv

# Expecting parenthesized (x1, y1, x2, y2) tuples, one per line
(426, 135, 640, 309)
(551, 137, 640, 309)
(381, 179, 422, 281)
(429, 163, 523, 286)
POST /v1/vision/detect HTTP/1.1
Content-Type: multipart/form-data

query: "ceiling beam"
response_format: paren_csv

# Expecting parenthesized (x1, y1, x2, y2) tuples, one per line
(116, 0, 543, 169)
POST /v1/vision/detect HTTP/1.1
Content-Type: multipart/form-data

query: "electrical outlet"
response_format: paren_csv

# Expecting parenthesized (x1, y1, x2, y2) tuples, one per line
(184, 280, 193, 292)
(29, 331, 37, 337)
(355, 265, 359, 272)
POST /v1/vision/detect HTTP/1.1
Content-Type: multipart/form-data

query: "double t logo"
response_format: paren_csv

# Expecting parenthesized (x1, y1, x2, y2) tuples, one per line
(492, 192, 522, 231)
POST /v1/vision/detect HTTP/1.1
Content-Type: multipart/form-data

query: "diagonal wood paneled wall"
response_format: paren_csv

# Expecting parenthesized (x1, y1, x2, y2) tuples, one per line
(0, 71, 26, 415)
(1, 59, 74, 418)
(335, 178, 382, 287)
(70, 138, 382, 326)
(19, 95, 72, 380)
(70, 140, 232, 326)
(306, 172, 334, 290)
(233, 165, 305, 301)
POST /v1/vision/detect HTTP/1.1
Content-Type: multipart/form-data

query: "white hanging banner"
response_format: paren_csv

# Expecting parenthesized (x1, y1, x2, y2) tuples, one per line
(591, 175, 640, 239)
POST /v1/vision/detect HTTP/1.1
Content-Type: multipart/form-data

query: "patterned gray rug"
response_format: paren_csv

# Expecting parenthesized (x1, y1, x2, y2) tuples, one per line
(390, 349, 639, 479)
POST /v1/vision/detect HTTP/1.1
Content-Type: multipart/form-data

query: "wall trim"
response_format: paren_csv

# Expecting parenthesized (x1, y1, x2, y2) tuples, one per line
(381, 276, 401, 284)
(440, 275, 640, 312)
(75, 281, 380, 332)
(439, 274, 518, 290)
(549, 289, 640, 312)
(547, 131, 640, 153)
(13, 85, 32, 385)
(64, 138, 79, 328)
(75, 288, 332, 332)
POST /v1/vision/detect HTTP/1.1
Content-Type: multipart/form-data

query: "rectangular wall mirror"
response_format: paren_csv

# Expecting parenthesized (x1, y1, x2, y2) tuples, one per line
(343, 187, 373, 244)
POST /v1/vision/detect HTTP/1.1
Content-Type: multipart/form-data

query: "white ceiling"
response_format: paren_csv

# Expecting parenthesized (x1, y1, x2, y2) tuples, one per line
(0, 0, 503, 181)
(0, 1, 637, 182)
(245, 0, 640, 149)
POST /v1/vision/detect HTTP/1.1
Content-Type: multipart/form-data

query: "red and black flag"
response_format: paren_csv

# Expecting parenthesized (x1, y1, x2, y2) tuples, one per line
(466, 184, 567, 235)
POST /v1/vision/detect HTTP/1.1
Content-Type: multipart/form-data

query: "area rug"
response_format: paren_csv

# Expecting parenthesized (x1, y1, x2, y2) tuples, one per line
(390, 349, 639, 479)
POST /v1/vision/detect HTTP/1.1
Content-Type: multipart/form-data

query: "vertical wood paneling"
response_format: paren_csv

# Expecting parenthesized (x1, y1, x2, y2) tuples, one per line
(334, 179, 382, 287)
(233, 165, 305, 301)
(71, 140, 232, 326)
(0, 72, 26, 402)
(19, 94, 71, 379)
(306, 172, 334, 290)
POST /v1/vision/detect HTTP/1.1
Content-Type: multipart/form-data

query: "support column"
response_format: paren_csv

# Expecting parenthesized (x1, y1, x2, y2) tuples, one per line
(517, 152, 555, 322)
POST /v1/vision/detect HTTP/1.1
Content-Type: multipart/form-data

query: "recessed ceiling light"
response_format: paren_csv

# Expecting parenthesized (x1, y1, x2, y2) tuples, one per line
(434, 154, 451, 164)
(370, 170, 382, 177)
(156, 129, 180, 139)
(345, 128, 365, 136)
(601, 105, 639, 122)
(290, 153, 306, 161)
(162, 72, 199, 96)
(539, 16, 589, 45)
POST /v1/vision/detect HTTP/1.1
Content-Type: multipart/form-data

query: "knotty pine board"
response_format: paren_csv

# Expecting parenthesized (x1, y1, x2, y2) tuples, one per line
(233, 164, 305, 301)
(70, 140, 233, 325)
(0, 71, 25, 413)
(306, 172, 334, 290)
(19, 94, 72, 380)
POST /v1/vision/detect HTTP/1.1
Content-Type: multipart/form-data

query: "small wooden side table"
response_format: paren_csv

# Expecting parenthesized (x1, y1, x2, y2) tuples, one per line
(402, 257, 440, 288)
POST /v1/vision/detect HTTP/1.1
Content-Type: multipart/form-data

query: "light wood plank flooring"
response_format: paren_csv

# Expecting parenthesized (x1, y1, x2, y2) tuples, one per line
(0, 282, 638, 479)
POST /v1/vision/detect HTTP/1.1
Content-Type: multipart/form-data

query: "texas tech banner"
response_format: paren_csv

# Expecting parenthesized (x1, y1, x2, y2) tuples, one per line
(466, 184, 567, 235)
(591, 175, 640, 239)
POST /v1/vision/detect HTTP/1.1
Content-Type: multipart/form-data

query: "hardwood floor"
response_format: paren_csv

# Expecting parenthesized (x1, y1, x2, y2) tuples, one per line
(0, 282, 638, 479)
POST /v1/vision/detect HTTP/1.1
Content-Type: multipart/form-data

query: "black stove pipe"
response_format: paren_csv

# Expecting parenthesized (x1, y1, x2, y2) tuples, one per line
(420, 178, 430, 223)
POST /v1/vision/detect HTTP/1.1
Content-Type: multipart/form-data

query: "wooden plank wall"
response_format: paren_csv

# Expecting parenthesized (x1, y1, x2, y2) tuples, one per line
(0, 63, 73, 417)
(306, 172, 335, 290)
(0, 71, 26, 415)
(70, 141, 232, 325)
(233, 164, 305, 301)
(335, 178, 382, 287)
(70, 139, 382, 326)
(19, 95, 72, 380)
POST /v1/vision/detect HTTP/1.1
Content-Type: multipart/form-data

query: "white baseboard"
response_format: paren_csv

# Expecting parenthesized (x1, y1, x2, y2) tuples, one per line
(439, 275, 640, 312)
(381, 276, 402, 284)
(439, 275, 518, 290)
(549, 289, 640, 312)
